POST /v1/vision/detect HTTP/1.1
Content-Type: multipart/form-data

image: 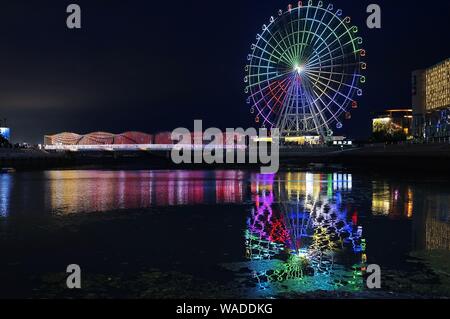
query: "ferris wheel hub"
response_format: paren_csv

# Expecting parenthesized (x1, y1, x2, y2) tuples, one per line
(294, 64, 305, 74)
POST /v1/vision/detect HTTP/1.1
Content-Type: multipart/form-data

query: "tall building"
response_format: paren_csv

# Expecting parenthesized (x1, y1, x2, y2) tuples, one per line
(412, 58, 450, 138)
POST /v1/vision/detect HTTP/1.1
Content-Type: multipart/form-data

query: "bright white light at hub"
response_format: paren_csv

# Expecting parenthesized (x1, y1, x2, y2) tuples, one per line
(294, 64, 305, 74)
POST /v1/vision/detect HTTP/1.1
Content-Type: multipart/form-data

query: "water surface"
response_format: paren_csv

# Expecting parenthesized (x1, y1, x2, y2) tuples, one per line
(0, 169, 448, 298)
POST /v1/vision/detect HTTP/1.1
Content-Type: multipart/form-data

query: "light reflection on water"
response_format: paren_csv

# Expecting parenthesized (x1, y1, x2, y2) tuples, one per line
(0, 169, 448, 296)
(372, 181, 414, 218)
(241, 172, 366, 294)
(1, 170, 448, 246)
(0, 174, 11, 218)
(44, 170, 246, 214)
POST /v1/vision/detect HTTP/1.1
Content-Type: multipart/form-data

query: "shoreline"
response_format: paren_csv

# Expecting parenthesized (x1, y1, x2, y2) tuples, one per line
(1, 143, 450, 172)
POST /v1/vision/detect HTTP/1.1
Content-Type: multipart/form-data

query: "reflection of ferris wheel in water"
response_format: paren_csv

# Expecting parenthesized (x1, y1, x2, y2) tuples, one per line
(245, 1, 366, 138)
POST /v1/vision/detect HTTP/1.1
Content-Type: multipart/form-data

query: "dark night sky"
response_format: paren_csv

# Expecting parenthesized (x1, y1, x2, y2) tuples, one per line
(0, 0, 449, 143)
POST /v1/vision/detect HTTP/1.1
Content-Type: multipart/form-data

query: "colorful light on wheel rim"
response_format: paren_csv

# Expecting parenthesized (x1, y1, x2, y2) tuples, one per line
(245, 1, 366, 138)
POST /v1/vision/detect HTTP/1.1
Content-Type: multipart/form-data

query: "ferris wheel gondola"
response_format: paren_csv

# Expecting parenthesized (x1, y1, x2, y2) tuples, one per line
(245, 1, 366, 139)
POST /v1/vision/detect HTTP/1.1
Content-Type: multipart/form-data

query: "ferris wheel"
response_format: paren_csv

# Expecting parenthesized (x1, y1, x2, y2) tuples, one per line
(245, 1, 366, 138)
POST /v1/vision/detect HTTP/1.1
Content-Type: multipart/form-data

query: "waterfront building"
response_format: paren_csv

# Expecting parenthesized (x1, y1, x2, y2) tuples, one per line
(372, 109, 413, 141)
(44, 132, 154, 146)
(412, 58, 450, 138)
(44, 131, 247, 147)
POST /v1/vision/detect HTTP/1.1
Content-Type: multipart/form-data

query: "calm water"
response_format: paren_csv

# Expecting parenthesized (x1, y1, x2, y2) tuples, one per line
(0, 169, 449, 298)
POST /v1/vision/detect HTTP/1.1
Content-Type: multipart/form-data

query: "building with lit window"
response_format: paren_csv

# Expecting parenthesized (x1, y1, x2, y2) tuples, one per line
(44, 131, 248, 149)
(372, 109, 413, 142)
(44, 131, 154, 146)
(412, 58, 450, 138)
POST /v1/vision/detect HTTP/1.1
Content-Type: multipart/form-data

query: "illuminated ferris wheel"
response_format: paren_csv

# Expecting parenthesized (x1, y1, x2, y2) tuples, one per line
(245, 1, 366, 138)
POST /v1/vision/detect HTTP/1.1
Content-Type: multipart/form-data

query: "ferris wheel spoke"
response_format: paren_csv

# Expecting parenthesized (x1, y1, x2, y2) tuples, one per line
(307, 61, 360, 71)
(263, 29, 296, 65)
(276, 80, 296, 130)
(300, 16, 317, 62)
(247, 70, 292, 89)
(288, 13, 300, 63)
(304, 79, 340, 126)
(306, 42, 344, 68)
(248, 54, 285, 68)
(302, 46, 346, 99)
(305, 73, 350, 104)
(249, 66, 288, 75)
(261, 29, 290, 60)
(252, 101, 273, 126)
(308, 32, 358, 67)
(300, 8, 331, 63)
(252, 76, 292, 108)
(309, 9, 354, 56)
(306, 42, 357, 68)
(253, 42, 292, 66)
(285, 14, 306, 64)
(301, 82, 329, 135)
(306, 33, 345, 69)
(299, 5, 320, 62)
(310, 12, 345, 53)
(306, 90, 333, 134)
(310, 91, 341, 128)
(306, 56, 360, 70)
(279, 30, 298, 66)
(305, 72, 360, 92)
(248, 71, 281, 79)
(304, 73, 353, 112)
(304, 70, 360, 91)
(250, 76, 291, 101)
(298, 6, 311, 61)
(313, 91, 339, 127)
(256, 112, 272, 127)
(255, 77, 295, 124)
(295, 8, 302, 61)
(276, 19, 296, 64)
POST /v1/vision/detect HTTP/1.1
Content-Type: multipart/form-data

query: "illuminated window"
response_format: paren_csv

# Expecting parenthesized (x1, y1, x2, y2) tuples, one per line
(426, 60, 450, 110)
